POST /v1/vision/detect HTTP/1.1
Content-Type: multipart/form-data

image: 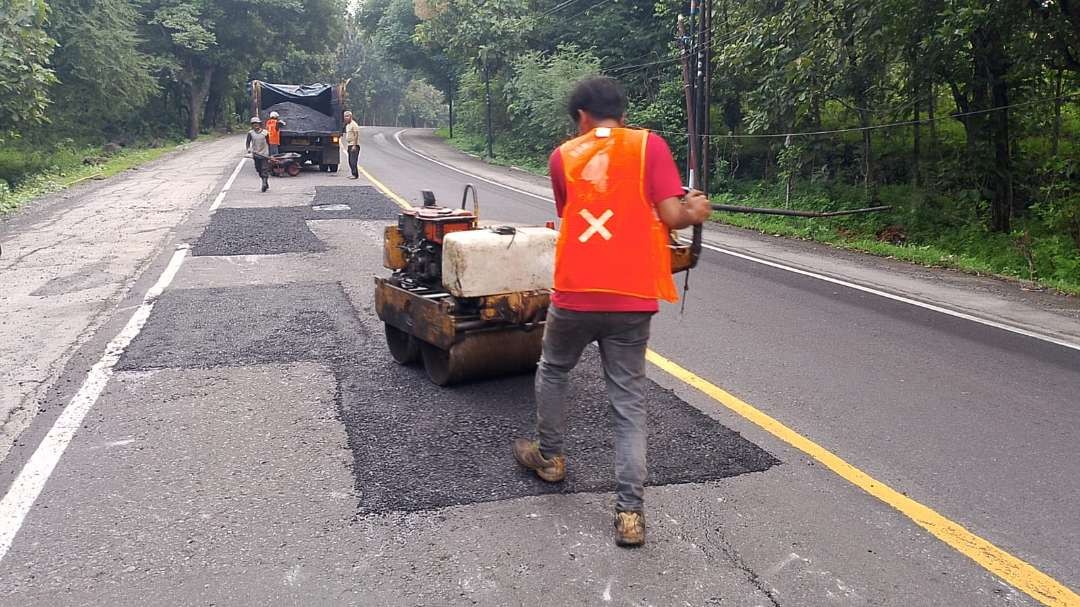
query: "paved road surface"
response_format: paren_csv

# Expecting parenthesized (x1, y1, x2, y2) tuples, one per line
(0, 129, 1077, 606)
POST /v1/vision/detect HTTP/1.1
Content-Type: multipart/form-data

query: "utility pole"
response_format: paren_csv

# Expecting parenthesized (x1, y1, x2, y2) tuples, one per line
(480, 47, 494, 159)
(447, 74, 455, 139)
(484, 68, 493, 159)
(680, 0, 713, 194)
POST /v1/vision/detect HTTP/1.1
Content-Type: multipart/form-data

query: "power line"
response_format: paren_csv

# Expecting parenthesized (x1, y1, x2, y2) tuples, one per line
(606, 23, 749, 76)
(541, 0, 584, 17)
(636, 92, 1080, 140)
(563, 0, 612, 20)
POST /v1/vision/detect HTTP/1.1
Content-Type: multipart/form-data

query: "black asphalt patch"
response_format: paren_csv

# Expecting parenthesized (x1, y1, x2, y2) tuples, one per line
(312, 186, 401, 220)
(119, 279, 777, 514)
(193, 207, 327, 257)
(117, 283, 368, 370)
(340, 348, 779, 513)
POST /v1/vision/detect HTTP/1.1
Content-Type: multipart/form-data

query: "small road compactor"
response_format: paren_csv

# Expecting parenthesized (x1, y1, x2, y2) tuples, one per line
(375, 187, 557, 385)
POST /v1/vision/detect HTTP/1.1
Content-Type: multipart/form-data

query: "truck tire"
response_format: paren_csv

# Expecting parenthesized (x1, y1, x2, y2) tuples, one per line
(329, 164, 339, 173)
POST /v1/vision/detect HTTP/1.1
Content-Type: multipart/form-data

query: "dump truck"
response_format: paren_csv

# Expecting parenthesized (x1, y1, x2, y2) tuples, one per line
(250, 80, 347, 172)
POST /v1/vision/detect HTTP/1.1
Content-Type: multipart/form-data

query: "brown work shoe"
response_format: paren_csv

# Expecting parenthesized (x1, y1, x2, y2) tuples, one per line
(512, 439, 566, 482)
(614, 510, 646, 547)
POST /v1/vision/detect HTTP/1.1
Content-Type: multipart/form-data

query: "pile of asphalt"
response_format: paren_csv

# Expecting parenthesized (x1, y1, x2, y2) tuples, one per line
(192, 207, 328, 257)
(266, 101, 338, 135)
(312, 186, 402, 220)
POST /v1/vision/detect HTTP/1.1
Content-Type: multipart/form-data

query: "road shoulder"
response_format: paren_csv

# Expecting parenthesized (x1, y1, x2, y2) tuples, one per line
(0, 135, 245, 464)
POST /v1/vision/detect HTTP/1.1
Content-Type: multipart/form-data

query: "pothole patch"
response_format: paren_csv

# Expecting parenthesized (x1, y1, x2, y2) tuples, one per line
(339, 347, 780, 513)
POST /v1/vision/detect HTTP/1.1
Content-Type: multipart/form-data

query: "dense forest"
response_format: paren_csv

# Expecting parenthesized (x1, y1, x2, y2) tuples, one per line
(357, 0, 1080, 291)
(2, 0, 1078, 290)
(0, 0, 443, 193)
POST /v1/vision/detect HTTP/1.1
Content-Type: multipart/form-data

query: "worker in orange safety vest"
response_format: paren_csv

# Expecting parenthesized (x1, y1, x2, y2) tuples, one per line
(266, 111, 287, 156)
(513, 77, 711, 548)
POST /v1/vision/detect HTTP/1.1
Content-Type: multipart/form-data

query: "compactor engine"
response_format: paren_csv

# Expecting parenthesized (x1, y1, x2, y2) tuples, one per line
(375, 187, 556, 385)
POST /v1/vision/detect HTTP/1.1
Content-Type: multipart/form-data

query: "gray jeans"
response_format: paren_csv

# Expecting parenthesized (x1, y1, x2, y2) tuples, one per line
(535, 305, 653, 512)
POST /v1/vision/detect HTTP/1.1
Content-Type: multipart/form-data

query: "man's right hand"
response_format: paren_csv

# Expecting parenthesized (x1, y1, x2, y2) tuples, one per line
(682, 190, 712, 225)
(657, 189, 713, 230)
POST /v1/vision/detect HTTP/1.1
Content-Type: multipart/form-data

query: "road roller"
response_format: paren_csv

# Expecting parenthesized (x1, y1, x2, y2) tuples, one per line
(375, 186, 556, 385)
(374, 184, 700, 385)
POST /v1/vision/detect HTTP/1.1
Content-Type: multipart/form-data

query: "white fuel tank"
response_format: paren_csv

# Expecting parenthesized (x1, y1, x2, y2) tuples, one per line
(442, 226, 558, 297)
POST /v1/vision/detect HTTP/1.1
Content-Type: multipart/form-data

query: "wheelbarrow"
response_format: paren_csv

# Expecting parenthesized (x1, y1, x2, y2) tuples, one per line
(269, 152, 302, 177)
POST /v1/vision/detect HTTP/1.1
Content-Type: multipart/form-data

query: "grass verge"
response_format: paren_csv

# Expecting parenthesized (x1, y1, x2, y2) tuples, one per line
(711, 188, 1080, 297)
(0, 135, 217, 216)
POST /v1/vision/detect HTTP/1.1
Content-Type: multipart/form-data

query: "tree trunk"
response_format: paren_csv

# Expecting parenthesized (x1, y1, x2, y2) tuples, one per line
(912, 75, 923, 189)
(949, 82, 979, 159)
(928, 81, 937, 159)
(1052, 67, 1064, 157)
(204, 70, 229, 131)
(860, 109, 872, 201)
(979, 26, 1013, 232)
(484, 67, 494, 159)
(186, 66, 214, 140)
(448, 84, 455, 139)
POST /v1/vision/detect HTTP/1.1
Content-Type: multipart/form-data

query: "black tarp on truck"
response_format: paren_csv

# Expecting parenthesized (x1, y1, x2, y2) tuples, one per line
(251, 81, 347, 172)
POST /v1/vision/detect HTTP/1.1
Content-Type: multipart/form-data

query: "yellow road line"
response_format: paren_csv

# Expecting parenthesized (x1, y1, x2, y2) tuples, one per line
(646, 349, 1079, 607)
(359, 166, 1076, 605)
(358, 165, 412, 210)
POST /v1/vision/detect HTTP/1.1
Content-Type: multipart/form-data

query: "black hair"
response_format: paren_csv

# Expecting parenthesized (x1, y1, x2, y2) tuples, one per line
(566, 76, 627, 123)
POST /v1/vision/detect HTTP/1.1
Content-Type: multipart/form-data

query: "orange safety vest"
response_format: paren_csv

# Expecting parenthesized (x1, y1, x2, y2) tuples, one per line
(266, 118, 282, 145)
(555, 127, 678, 302)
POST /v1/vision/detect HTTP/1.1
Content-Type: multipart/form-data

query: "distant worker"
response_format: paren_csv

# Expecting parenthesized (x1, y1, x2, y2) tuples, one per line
(344, 110, 361, 179)
(245, 116, 271, 193)
(266, 110, 287, 156)
(512, 77, 711, 547)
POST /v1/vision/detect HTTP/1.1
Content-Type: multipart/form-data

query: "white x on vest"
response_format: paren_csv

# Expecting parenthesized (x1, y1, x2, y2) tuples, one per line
(579, 209, 614, 243)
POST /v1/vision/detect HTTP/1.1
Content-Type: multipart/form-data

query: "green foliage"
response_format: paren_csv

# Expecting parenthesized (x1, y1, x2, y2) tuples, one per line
(338, 9, 446, 126)
(0, 0, 58, 140)
(1032, 158, 1080, 254)
(47, 0, 158, 128)
(506, 45, 600, 156)
(1, 0, 349, 209)
(711, 180, 1080, 294)
(415, 0, 533, 73)
(401, 79, 445, 127)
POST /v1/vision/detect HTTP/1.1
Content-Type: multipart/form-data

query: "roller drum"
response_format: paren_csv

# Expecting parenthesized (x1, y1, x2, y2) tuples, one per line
(420, 329, 543, 386)
(384, 324, 420, 365)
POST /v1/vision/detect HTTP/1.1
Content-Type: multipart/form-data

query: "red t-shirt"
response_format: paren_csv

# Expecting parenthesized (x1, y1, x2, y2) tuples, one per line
(549, 131, 684, 312)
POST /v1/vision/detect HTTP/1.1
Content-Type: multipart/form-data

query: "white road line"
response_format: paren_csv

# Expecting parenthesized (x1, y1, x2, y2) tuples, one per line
(223, 156, 246, 192)
(210, 157, 247, 212)
(701, 242, 1080, 353)
(209, 191, 227, 212)
(391, 128, 1080, 353)
(393, 129, 552, 202)
(0, 245, 189, 561)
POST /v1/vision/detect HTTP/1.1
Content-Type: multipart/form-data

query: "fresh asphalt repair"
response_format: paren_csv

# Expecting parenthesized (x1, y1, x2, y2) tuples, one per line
(122, 187, 779, 515)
